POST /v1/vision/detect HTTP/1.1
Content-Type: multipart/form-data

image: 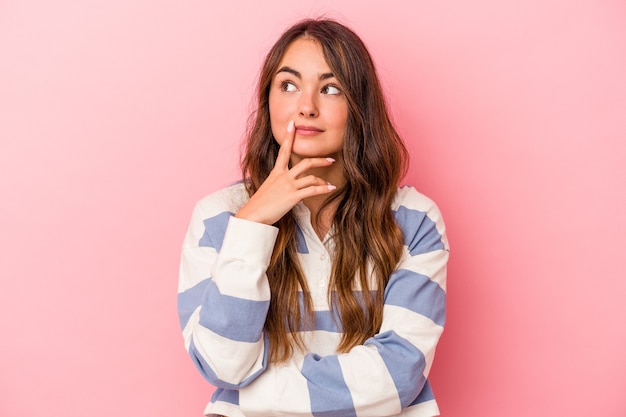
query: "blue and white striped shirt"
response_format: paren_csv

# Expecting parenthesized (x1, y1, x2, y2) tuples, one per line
(178, 183, 449, 417)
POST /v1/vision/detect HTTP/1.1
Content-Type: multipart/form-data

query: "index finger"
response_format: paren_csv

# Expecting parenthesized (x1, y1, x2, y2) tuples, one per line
(275, 120, 295, 169)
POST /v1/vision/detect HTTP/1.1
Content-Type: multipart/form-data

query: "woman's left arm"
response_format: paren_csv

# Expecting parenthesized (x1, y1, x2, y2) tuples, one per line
(241, 188, 449, 417)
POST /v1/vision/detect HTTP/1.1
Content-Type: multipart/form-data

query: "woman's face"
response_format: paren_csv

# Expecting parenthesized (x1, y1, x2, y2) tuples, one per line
(269, 37, 349, 164)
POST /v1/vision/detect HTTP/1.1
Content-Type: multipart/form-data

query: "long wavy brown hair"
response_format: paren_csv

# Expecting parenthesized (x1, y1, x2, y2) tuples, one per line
(241, 18, 409, 363)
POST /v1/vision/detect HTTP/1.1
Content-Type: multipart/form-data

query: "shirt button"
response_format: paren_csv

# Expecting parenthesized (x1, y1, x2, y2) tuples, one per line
(320, 254, 326, 261)
(319, 280, 326, 287)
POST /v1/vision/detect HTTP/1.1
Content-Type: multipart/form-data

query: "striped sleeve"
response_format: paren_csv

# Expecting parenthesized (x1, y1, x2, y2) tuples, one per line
(242, 186, 448, 417)
(177, 187, 278, 389)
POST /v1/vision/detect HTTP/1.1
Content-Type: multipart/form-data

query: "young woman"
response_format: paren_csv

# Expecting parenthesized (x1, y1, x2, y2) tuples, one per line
(178, 18, 449, 417)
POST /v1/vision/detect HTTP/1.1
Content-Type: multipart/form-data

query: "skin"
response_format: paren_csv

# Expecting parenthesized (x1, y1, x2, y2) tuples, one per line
(269, 38, 348, 166)
(236, 38, 349, 237)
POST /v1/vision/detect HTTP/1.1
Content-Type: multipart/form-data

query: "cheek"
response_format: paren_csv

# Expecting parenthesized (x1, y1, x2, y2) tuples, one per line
(330, 104, 349, 130)
(269, 92, 293, 144)
(268, 95, 286, 143)
(269, 92, 290, 115)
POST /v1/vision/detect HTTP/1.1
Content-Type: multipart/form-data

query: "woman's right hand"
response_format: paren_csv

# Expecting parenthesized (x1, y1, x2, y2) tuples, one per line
(235, 120, 337, 225)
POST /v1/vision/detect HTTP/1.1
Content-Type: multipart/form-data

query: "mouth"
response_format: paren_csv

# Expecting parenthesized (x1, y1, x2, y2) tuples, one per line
(295, 125, 324, 136)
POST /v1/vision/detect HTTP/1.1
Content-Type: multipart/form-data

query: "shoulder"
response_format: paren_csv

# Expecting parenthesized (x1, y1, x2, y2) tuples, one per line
(392, 185, 440, 215)
(192, 181, 250, 219)
(182, 182, 250, 248)
(392, 185, 448, 252)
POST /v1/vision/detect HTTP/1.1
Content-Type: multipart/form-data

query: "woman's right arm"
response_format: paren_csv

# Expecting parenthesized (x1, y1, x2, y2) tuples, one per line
(177, 191, 278, 389)
(178, 121, 336, 389)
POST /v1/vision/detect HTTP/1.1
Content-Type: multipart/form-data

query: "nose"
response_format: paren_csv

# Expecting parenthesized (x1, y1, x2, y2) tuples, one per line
(298, 90, 318, 118)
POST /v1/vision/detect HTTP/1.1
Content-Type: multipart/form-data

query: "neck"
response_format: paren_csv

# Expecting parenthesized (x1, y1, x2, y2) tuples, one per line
(298, 155, 345, 240)
(304, 196, 337, 241)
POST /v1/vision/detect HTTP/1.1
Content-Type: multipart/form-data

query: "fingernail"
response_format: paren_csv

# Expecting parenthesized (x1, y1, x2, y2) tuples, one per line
(287, 120, 294, 132)
(326, 157, 335, 163)
(327, 184, 336, 191)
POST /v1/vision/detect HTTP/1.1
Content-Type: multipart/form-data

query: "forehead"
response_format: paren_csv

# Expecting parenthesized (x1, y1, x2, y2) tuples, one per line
(277, 38, 331, 72)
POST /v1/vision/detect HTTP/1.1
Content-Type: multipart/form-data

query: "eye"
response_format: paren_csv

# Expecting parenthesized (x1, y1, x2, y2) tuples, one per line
(281, 81, 298, 92)
(321, 84, 341, 95)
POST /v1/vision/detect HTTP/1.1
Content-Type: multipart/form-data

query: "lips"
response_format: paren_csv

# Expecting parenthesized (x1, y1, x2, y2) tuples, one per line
(295, 125, 324, 136)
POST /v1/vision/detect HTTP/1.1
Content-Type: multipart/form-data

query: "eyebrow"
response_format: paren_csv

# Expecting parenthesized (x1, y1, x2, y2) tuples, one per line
(276, 66, 335, 81)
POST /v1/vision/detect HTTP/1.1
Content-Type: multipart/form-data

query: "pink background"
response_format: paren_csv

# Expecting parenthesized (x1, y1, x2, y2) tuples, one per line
(1, 1, 625, 416)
